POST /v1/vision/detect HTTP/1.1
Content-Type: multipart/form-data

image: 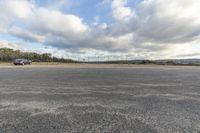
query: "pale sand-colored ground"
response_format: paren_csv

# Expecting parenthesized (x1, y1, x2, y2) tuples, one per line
(0, 62, 198, 69)
(0, 62, 154, 68)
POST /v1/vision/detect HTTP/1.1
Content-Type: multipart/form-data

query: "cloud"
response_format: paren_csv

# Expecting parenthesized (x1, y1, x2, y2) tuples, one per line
(0, 1, 89, 50)
(44, 25, 134, 53)
(4, 0, 34, 19)
(133, 0, 200, 44)
(105, 0, 200, 58)
(0, 40, 23, 50)
(9, 27, 45, 43)
(0, 0, 200, 59)
(0, 0, 34, 31)
(111, 0, 134, 21)
(29, 8, 89, 39)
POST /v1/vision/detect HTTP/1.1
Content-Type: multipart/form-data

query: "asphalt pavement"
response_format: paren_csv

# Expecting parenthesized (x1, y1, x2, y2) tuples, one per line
(0, 66, 200, 133)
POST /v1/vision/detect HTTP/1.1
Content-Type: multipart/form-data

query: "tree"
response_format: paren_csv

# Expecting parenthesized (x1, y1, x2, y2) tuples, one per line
(0, 48, 76, 63)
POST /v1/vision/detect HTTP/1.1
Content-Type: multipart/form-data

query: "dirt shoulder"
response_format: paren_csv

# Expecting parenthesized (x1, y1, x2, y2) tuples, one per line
(0, 62, 200, 69)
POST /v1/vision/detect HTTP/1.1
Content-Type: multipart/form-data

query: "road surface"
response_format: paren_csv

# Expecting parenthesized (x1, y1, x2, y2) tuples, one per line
(0, 65, 200, 132)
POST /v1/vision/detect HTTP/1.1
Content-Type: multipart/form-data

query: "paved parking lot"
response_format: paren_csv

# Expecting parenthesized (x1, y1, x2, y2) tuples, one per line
(0, 65, 200, 132)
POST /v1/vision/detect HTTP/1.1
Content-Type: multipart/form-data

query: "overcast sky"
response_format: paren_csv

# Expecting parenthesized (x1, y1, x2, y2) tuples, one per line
(0, 0, 200, 60)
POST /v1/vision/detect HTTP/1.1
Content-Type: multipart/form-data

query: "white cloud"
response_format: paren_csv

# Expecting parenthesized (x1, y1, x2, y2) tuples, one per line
(93, 33, 134, 51)
(30, 8, 89, 39)
(134, 0, 200, 44)
(104, 0, 200, 58)
(111, 0, 134, 21)
(5, 0, 34, 19)
(9, 27, 45, 43)
(0, 0, 200, 59)
(0, 40, 23, 50)
(0, 0, 34, 31)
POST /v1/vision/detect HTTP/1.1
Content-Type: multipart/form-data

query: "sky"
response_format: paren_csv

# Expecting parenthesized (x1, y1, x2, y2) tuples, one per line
(0, 0, 200, 60)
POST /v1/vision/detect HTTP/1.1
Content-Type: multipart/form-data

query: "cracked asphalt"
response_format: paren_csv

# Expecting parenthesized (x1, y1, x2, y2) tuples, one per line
(0, 65, 200, 133)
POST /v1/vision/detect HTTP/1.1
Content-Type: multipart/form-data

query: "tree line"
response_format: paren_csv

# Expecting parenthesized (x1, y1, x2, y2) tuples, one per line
(0, 48, 76, 63)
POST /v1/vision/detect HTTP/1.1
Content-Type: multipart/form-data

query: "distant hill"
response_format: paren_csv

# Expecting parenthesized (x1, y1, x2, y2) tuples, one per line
(85, 59, 200, 65)
(1, 48, 199, 65)
(0, 48, 76, 63)
(154, 59, 200, 65)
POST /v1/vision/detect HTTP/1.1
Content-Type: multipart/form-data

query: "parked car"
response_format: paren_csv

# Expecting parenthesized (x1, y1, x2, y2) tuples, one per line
(13, 59, 32, 65)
